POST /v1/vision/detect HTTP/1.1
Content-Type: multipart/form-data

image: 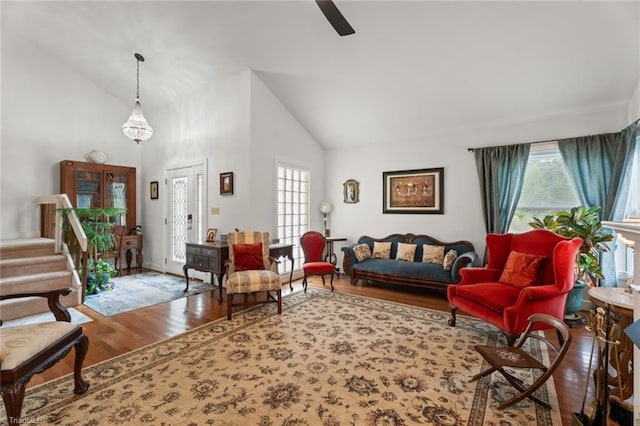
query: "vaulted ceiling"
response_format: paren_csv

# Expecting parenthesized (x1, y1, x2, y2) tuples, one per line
(3, 1, 639, 148)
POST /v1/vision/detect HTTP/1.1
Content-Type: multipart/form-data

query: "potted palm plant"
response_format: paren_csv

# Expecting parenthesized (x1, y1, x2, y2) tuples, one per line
(529, 205, 614, 318)
(58, 206, 126, 294)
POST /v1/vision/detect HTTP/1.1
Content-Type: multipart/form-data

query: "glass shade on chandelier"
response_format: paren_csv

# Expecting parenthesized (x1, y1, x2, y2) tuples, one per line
(122, 53, 153, 144)
(122, 98, 153, 143)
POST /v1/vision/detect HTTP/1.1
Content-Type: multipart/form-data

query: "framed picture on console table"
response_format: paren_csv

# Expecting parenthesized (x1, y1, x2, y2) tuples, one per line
(383, 167, 444, 214)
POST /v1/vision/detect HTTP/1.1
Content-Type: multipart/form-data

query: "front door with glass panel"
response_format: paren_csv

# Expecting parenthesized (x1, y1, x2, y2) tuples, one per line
(166, 162, 206, 276)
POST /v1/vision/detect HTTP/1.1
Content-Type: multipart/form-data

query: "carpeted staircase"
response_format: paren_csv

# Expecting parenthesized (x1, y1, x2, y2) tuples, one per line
(0, 238, 82, 321)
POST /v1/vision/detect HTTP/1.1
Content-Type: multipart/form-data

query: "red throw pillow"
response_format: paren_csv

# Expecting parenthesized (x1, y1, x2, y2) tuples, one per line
(233, 243, 265, 271)
(498, 251, 546, 288)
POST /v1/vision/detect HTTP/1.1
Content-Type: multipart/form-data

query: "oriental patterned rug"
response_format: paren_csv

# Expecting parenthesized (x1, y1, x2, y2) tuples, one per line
(6, 289, 561, 425)
(84, 272, 214, 316)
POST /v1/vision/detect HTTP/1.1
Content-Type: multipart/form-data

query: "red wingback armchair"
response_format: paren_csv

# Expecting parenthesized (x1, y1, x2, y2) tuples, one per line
(447, 229, 582, 345)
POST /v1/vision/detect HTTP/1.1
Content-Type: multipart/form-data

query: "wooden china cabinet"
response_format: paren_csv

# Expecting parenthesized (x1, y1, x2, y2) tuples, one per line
(60, 160, 136, 228)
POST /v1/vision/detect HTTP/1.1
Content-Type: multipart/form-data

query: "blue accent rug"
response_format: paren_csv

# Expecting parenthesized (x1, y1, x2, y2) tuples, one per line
(84, 272, 215, 316)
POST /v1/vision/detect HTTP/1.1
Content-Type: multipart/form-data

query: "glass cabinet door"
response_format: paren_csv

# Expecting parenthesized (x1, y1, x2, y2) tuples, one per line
(76, 170, 101, 208)
(105, 172, 128, 226)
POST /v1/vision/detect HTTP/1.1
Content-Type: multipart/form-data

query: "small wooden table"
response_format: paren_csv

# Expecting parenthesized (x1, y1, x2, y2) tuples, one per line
(588, 286, 634, 401)
(115, 234, 143, 274)
(269, 243, 294, 290)
(324, 237, 347, 270)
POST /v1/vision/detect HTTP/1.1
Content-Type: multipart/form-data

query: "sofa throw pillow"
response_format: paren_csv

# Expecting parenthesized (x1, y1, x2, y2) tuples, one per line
(372, 242, 392, 259)
(442, 249, 458, 271)
(353, 243, 372, 262)
(499, 251, 546, 288)
(422, 245, 445, 264)
(233, 243, 265, 271)
(395, 243, 416, 262)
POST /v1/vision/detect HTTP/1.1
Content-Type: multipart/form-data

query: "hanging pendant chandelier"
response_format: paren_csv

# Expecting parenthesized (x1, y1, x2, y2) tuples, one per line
(122, 53, 153, 144)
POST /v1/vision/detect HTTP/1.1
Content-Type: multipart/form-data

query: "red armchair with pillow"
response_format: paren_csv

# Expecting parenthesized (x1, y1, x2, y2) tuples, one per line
(447, 229, 582, 345)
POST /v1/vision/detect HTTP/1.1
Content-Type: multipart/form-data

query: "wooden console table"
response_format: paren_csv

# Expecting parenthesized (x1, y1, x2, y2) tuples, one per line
(183, 242, 294, 301)
(184, 242, 229, 303)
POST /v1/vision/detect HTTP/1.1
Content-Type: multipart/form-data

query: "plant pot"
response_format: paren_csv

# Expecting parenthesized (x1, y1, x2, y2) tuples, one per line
(564, 280, 586, 319)
(87, 272, 114, 295)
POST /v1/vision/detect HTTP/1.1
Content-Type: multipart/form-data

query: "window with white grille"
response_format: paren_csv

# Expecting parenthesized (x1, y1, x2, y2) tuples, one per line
(276, 164, 309, 273)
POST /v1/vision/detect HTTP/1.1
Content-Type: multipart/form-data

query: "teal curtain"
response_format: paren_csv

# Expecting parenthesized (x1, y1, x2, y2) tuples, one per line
(474, 143, 531, 235)
(558, 122, 638, 287)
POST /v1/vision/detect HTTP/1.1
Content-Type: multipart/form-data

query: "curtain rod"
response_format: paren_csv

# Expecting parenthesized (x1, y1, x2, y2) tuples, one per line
(467, 138, 555, 152)
(467, 118, 640, 152)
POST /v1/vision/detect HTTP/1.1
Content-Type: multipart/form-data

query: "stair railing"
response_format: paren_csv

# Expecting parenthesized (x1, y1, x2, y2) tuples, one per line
(38, 194, 88, 299)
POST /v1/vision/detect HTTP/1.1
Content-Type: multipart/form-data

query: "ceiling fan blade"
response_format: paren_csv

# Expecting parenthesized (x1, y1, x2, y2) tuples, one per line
(315, 0, 355, 36)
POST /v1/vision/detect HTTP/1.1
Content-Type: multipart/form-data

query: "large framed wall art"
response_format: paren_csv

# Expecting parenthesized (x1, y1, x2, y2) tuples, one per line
(382, 167, 444, 214)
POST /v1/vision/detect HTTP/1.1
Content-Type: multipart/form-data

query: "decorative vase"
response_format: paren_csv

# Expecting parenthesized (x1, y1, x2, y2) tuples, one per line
(564, 280, 586, 319)
(87, 150, 109, 164)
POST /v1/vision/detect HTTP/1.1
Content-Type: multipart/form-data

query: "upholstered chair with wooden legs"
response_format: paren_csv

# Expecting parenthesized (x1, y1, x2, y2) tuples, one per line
(1, 288, 89, 425)
(300, 231, 336, 292)
(471, 313, 572, 410)
(225, 231, 282, 320)
(448, 229, 581, 346)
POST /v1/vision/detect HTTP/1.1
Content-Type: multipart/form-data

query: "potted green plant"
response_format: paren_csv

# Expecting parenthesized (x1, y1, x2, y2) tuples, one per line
(58, 206, 126, 294)
(529, 205, 614, 318)
(86, 259, 117, 295)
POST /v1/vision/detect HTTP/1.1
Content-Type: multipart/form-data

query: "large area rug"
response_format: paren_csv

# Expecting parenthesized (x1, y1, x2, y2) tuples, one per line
(84, 272, 215, 316)
(10, 289, 561, 425)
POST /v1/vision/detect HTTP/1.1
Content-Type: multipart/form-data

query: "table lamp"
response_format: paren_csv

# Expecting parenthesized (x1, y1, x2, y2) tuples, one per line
(320, 201, 332, 237)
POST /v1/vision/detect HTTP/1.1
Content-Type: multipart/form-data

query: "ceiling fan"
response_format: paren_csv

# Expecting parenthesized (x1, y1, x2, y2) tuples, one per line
(315, 0, 356, 36)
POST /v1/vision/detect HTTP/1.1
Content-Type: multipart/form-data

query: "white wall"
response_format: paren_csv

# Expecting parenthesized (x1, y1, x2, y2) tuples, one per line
(325, 103, 634, 267)
(139, 71, 252, 271)
(137, 70, 326, 272)
(1, 34, 141, 239)
(2, 20, 635, 274)
(325, 141, 485, 264)
(249, 72, 326, 235)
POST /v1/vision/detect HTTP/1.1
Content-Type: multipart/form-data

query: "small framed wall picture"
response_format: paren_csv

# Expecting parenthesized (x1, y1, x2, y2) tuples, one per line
(220, 172, 234, 195)
(206, 228, 218, 242)
(343, 179, 360, 204)
(150, 181, 159, 200)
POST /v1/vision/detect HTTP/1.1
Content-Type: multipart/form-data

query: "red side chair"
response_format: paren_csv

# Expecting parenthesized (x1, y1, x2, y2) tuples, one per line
(447, 229, 582, 346)
(300, 231, 336, 292)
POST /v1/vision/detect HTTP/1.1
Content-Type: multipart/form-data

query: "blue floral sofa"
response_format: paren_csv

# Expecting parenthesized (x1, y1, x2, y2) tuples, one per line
(341, 233, 477, 291)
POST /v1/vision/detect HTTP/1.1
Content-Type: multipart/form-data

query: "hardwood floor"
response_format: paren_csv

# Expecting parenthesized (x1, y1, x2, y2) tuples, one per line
(29, 272, 596, 425)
